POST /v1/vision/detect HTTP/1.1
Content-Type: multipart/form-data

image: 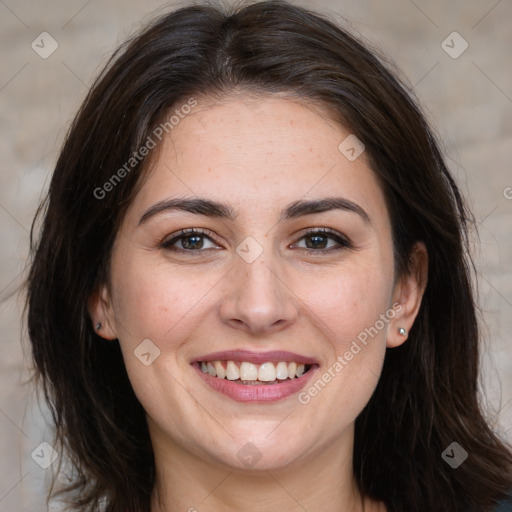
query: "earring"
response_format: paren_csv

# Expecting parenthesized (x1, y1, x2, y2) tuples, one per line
(398, 327, 407, 336)
(96, 322, 102, 330)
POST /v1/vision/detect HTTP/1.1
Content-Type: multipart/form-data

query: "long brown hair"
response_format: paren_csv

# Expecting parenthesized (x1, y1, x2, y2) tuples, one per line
(26, 1, 512, 511)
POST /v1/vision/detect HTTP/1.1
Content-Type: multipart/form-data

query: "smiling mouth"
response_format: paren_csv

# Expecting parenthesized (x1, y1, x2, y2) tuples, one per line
(198, 360, 314, 385)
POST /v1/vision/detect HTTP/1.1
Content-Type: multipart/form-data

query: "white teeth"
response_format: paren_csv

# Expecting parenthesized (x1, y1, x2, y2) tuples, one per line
(275, 362, 289, 380)
(226, 361, 240, 380)
(240, 362, 258, 381)
(200, 360, 311, 382)
(207, 362, 216, 377)
(258, 362, 277, 381)
(213, 361, 225, 379)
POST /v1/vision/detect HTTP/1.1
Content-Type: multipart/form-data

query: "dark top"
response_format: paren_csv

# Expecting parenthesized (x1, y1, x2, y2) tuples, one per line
(494, 497, 512, 511)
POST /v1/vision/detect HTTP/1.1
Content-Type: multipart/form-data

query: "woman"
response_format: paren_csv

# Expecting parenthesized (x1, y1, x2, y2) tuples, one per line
(26, 1, 512, 511)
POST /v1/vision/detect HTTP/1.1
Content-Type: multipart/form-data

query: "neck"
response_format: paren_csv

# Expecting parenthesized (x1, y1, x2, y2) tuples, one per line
(149, 421, 381, 512)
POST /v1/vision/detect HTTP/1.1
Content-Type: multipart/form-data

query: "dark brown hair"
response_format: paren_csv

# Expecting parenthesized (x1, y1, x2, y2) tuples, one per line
(26, 1, 512, 511)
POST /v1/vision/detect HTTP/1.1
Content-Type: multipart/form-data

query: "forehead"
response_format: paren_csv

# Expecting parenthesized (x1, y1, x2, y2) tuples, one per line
(125, 94, 389, 226)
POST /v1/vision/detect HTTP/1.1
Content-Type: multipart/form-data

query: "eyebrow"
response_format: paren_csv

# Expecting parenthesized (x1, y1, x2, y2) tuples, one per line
(138, 196, 371, 225)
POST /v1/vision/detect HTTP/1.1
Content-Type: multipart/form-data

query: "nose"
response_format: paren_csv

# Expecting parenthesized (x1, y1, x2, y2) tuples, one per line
(218, 253, 299, 336)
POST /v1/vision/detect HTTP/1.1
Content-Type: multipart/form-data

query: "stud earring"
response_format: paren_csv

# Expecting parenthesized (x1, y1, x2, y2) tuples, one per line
(398, 327, 407, 336)
(96, 322, 102, 330)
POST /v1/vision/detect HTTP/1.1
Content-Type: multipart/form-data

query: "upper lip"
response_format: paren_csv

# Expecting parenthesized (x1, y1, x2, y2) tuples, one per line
(191, 350, 319, 365)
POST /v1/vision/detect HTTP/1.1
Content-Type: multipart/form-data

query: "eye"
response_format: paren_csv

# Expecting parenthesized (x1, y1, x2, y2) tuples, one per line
(160, 229, 221, 252)
(292, 228, 352, 252)
(160, 228, 351, 254)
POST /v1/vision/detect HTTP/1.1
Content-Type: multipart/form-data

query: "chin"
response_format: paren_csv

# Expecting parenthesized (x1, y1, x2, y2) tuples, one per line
(207, 430, 317, 472)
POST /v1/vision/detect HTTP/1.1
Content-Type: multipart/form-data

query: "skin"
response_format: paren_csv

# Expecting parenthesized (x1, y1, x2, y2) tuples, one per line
(89, 93, 427, 512)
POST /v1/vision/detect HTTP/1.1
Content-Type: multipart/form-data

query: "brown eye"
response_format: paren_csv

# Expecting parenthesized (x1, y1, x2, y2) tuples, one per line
(293, 229, 352, 252)
(161, 229, 220, 252)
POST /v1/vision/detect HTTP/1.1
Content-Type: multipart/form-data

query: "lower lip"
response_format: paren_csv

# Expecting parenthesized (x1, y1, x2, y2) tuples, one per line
(192, 363, 318, 403)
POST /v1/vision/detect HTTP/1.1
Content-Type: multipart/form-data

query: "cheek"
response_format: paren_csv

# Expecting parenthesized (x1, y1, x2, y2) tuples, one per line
(110, 252, 219, 347)
(293, 259, 394, 422)
(297, 259, 394, 352)
(108, 254, 216, 416)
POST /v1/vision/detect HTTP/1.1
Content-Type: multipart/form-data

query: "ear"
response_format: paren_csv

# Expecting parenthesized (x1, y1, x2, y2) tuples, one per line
(87, 283, 118, 340)
(387, 242, 428, 348)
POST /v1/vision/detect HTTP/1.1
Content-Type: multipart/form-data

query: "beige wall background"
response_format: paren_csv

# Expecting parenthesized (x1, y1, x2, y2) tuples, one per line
(0, 0, 511, 510)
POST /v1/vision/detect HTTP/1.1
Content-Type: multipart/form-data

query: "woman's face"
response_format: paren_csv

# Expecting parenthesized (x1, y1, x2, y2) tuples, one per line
(92, 94, 424, 472)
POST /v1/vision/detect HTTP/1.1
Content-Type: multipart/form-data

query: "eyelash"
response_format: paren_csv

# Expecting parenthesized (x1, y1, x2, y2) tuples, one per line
(160, 228, 352, 254)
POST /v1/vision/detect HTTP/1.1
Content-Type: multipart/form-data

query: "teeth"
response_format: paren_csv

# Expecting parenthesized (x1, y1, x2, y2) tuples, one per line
(200, 360, 311, 382)
(258, 362, 277, 382)
(207, 362, 216, 377)
(275, 362, 288, 380)
(213, 361, 226, 379)
(226, 361, 240, 380)
(240, 362, 258, 381)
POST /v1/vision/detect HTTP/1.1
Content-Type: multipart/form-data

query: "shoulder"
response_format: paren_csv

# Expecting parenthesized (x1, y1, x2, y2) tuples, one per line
(494, 496, 512, 511)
